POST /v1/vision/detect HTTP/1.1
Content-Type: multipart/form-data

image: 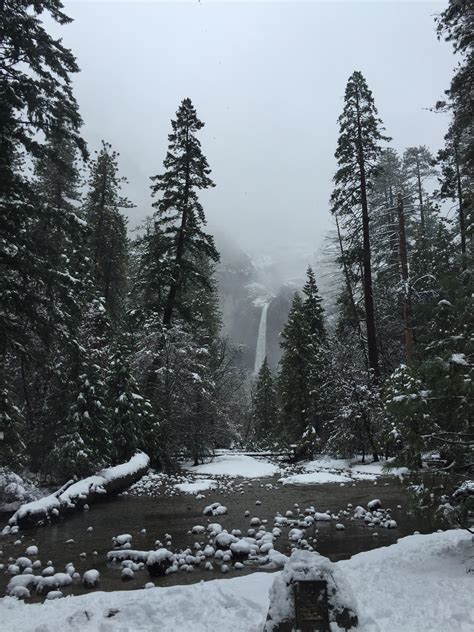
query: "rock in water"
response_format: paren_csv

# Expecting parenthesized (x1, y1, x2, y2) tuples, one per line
(83, 569, 100, 588)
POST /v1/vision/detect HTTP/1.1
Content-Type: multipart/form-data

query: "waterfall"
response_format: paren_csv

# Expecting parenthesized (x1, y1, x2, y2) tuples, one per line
(254, 303, 269, 374)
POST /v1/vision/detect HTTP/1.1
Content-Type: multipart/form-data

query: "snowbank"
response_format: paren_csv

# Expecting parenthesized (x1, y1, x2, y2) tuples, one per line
(1, 571, 274, 632)
(279, 456, 409, 485)
(174, 479, 216, 494)
(187, 454, 279, 478)
(1, 531, 472, 631)
(280, 472, 351, 485)
(7, 453, 150, 528)
(340, 529, 474, 631)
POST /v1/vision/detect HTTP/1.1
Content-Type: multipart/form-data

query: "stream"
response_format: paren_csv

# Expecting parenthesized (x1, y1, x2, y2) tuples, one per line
(0, 471, 436, 602)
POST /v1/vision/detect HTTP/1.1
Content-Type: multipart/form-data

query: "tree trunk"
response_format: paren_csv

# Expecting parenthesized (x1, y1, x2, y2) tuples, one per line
(355, 89, 379, 380)
(334, 211, 368, 366)
(397, 193, 414, 363)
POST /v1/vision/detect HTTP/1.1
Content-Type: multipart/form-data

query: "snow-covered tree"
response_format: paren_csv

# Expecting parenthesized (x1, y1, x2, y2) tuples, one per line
(150, 98, 219, 327)
(85, 142, 132, 324)
(108, 341, 158, 464)
(53, 300, 112, 478)
(252, 358, 278, 445)
(331, 71, 391, 380)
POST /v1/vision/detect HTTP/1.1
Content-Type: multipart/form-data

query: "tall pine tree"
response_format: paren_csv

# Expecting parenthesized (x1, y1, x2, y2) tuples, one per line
(331, 71, 390, 380)
(85, 142, 131, 325)
(150, 98, 219, 327)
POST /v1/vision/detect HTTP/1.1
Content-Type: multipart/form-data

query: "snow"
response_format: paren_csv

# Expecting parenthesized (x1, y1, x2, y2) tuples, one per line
(188, 454, 279, 478)
(8, 453, 150, 526)
(174, 479, 216, 494)
(146, 549, 175, 565)
(265, 549, 357, 631)
(278, 456, 409, 485)
(280, 472, 350, 485)
(83, 570, 100, 587)
(339, 530, 474, 631)
(1, 530, 472, 631)
(1, 572, 274, 631)
(0, 469, 41, 512)
(450, 353, 469, 366)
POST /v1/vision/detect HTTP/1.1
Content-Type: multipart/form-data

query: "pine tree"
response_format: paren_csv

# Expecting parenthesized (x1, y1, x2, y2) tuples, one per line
(278, 293, 309, 445)
(0, 379, 26, 469)
(108, 340, 157, 464)
(150, 98, 219, 327)
(253, 358, 278, 445)
(0, 0, 84, 362)
(52, 300, 112, 478)
(85, 142, 132, 324)
(331, 71, 391, 380)
(436, 1, 473, 271)
(302, 267, 327, 437)
(20, 133, 92, 470)
(402, 146, 437, 231)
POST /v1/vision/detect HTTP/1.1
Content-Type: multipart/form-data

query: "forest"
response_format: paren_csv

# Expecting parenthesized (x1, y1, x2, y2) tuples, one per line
(0, 0, 472, 526)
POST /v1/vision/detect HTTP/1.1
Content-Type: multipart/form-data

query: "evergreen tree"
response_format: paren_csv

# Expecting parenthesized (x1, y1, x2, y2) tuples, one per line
(0, 0, 85, 360)
(252, 358, 278, 445)
(52, 300, 112, 478)
(302, 267, 327, 437)
(331, 71, 391, 380)
(402, 146, 437, 231)
(278, 293, 309, 445)
(436, 1, 473, 271)
(150, 98, 219, 327)
(85, 142, 132, 324)
(0, 380, 26, 469)
(108, 340, 157, 464)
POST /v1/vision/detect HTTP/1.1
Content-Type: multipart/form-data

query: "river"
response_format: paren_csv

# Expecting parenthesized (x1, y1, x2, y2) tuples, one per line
(0, 472, 436, 601)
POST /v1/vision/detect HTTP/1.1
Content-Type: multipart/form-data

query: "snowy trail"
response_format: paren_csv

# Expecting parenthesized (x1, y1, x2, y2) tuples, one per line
(254, 303, 268, 374)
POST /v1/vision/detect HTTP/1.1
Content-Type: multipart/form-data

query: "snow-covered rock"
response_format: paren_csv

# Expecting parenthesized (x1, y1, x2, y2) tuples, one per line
(83, 569, 100, 588)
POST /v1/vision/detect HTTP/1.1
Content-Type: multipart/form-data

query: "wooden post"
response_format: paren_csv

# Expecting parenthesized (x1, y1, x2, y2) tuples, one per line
(397, 193, 414, 363)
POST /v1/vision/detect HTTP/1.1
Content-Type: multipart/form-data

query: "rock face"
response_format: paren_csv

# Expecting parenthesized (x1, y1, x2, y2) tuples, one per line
(216, 236, 296, 372)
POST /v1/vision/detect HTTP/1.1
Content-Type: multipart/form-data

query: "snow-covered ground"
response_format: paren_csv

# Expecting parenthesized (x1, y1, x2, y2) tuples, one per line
(173, 479, 217, 494)
(278, 456, 409, 485)
(2, 530, 472, 632)
(185, 454, 280, 478)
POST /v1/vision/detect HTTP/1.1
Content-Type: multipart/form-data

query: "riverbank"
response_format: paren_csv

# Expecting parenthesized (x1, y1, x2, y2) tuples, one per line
(1, 529, 472, 632)
(0, 453, 435, 601)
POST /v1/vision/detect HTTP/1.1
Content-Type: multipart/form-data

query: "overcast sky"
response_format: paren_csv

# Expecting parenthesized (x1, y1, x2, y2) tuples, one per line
(54, 1, 453, 258)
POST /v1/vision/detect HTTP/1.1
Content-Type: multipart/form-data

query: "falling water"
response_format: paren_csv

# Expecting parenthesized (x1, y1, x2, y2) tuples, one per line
(254, 302, 269, 374)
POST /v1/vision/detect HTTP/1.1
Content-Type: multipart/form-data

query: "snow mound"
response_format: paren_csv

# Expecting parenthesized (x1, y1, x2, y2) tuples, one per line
(187, 454, 279, 478)
(174, 479, 216, 494)
(280, 472, 350, 485)
(264, 549, 358, 631)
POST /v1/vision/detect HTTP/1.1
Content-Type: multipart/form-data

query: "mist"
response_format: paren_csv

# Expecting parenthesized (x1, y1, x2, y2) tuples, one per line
(51, 0, 453, 264)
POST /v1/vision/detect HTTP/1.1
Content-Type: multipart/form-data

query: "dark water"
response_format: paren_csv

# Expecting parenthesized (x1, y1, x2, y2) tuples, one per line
(0, 475, 435, 601)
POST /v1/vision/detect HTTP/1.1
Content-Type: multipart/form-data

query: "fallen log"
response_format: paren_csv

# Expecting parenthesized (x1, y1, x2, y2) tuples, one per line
(5, 452, 150, 530)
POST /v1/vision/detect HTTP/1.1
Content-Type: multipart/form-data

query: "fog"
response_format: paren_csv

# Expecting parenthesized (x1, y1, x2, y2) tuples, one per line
(53, 1, 453, 262)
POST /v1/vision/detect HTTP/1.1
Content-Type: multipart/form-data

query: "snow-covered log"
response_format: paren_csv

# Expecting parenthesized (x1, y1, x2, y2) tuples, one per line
(7, 453, 150, 529)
